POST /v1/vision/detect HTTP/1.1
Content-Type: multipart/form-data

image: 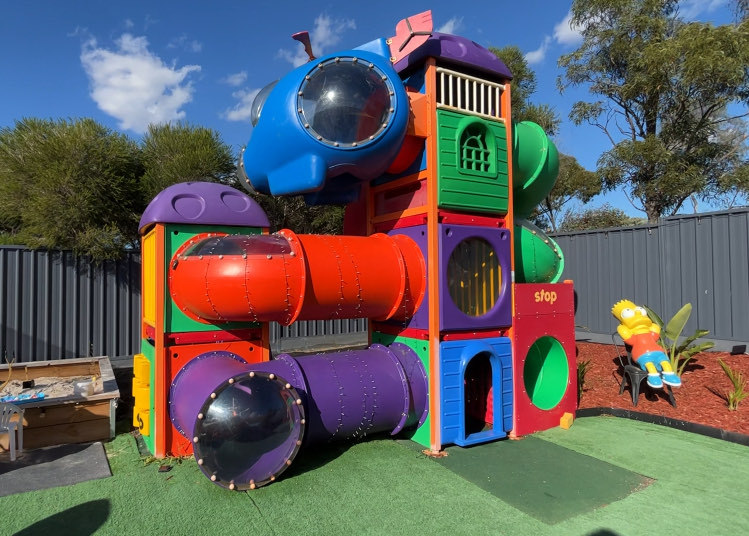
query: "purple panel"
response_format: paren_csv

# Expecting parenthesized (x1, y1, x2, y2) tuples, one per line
(139, 181, 269, 233)
(386, 224, 429, 330)
(394, 33, 513, 81)
(439, 224, 512, 330)
(169, 350, 250, 436)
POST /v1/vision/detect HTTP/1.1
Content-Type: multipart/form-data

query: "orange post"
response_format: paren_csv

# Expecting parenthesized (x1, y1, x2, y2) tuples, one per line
(424, 58, 442, 453)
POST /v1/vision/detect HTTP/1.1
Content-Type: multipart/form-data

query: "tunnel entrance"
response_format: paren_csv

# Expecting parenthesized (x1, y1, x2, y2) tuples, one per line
(464, 351, 494, 440)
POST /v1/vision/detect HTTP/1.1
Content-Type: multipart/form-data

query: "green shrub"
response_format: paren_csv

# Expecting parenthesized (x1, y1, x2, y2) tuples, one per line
(644, 303, 714, 377)
(717, 359, 748, 411)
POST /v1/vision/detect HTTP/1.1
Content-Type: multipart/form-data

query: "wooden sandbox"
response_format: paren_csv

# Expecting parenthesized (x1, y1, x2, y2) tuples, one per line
(0, 356, 120, 452)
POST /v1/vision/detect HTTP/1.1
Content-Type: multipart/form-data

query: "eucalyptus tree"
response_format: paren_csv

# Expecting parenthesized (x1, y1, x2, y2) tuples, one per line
(559, 0, 749, 221)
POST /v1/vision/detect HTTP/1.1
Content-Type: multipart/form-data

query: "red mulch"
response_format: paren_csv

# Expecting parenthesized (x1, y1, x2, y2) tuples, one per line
(576, 342, 749, 436)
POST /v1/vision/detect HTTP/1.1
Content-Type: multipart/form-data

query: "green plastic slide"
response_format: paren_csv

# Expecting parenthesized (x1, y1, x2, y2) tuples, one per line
(511, 121, 563, 283)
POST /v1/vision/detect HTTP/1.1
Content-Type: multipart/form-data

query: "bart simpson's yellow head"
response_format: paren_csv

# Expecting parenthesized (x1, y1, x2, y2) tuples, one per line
(611, 299, 653, 330)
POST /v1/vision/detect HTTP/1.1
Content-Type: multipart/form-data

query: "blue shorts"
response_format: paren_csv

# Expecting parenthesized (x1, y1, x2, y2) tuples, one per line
(637, 350, 668, 370)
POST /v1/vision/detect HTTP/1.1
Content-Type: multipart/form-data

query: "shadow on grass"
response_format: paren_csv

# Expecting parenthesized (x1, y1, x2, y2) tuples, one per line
(278, 432, 393, 482)
(0, 442, 96, 475)
(13, 499, 110, 536)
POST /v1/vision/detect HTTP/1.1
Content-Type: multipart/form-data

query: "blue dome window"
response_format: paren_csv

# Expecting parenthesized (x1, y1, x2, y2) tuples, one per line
(297, 57, 396, 148)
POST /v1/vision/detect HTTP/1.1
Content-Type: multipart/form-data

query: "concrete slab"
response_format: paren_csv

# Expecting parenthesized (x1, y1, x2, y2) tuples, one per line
(0, 441, 111, 497)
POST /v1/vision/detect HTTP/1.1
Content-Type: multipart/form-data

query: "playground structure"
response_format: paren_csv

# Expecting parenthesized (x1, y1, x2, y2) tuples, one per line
(133, 11, 577, 490)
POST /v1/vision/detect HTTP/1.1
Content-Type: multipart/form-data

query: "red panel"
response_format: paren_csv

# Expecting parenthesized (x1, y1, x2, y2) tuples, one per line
(441, 329, 508, 341)
(512, 282, 577, 437)
(144, 324, 156, 341)
(163, 339, 266, 457)
(166, 328, 263, 346)
(373, 213, 429, 233)
(438, 210, 506, 229)
(374, 177, 427, 216)
(514, 281, 574, 317)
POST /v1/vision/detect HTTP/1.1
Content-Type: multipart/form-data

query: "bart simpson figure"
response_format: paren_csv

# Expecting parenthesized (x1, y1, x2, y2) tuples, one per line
(611, 300, 682, 389)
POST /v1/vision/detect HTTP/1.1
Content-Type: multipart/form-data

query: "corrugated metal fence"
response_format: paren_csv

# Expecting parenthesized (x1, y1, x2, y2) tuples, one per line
(0, 247, 141, 363)
(3, 208, 747, 362)
(0, 246, 366, 363)
(553, 208, 749, 347)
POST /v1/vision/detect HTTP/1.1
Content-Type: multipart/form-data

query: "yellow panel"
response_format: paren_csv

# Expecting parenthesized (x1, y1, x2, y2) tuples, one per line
(134, 408, 151, 436)
(133, 353, 151, 384)
(142, 230, 157, 326)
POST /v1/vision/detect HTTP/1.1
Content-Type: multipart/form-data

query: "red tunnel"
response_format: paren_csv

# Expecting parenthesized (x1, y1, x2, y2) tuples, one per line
(169, 230, 425, 325)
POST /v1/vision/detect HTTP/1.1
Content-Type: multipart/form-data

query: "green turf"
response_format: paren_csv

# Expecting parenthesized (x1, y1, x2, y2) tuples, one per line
(421, 435, 652, 524)
(2, 416, 748, 535)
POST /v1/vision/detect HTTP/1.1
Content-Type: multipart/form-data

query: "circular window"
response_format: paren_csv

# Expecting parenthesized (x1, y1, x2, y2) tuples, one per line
(523, 336, 569, 410)
(297, 57, 395, 147)
(447, 238, 501, 317)
(250, 79, 279, 127)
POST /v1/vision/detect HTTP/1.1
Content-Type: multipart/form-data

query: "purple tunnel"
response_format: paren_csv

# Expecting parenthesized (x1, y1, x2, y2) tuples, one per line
(169, 343, 429, 490)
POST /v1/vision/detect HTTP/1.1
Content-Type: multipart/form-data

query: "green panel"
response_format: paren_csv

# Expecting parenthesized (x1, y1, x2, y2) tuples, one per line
(436, 109, 509, 215)
(372, 332, 431, 447)
(523, 336, 569, 410)
(164, 224, 263, 333)
(140, 338, 156, 454)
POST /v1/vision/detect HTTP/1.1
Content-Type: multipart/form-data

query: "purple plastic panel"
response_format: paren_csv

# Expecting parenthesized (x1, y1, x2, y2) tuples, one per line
(139, 181, 269, 233)
(439, 224, 512, 330)
(386, 224, 428, 330)
(393, 33, 513, 81)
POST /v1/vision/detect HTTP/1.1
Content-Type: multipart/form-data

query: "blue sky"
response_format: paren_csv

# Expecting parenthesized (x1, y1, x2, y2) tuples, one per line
(0, 0, 741, 217)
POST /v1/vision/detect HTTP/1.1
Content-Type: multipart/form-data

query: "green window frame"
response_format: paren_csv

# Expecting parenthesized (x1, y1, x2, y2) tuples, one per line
(456, 118, 495, 177)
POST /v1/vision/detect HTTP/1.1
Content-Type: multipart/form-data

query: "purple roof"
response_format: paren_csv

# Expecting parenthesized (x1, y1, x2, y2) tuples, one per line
(139, 181, 269, 233)
(393, 32, 512, 81)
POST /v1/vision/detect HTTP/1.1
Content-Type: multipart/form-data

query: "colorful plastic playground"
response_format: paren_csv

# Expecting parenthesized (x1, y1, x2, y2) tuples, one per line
(3, 11, 748, 535)
(131, 10, 578, 491)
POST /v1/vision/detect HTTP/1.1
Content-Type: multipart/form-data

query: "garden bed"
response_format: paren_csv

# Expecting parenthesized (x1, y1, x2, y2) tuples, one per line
(576, 342, 749, 436)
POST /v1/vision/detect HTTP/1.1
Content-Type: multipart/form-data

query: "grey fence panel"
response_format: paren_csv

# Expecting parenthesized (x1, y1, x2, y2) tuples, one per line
(0, 247, 141, 363)
(554, 208, 749, 344)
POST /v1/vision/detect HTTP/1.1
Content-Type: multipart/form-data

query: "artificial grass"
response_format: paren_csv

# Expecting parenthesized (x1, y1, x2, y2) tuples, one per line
(425, 436, 652, 524)
(2, 416, 749, 535)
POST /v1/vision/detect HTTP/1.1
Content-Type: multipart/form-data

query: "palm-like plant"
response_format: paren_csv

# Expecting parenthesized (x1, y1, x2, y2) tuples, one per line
(644, 303, 715, 377)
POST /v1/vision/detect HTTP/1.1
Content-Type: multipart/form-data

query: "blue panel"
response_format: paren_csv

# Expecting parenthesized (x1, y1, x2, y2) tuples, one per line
(439, 337, 513, 447)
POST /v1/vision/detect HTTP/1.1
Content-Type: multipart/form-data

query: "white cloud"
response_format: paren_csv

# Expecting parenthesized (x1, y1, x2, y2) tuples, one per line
(278, 14, 356, 67)
(525, 36, 551, 65)
(222, 71, 248, 87)
(168, 34, 203, 53)
(222, 88, 260, 122)
(525, 11, 583, 65)
(80, 33, 201, 134)
(437, 16, 463, 35)
(553, 12, 583, 47)
(680, 0, 727, 20)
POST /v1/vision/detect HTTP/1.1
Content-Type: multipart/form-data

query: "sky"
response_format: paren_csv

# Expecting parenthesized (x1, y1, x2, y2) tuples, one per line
(0, 0, 742, 218)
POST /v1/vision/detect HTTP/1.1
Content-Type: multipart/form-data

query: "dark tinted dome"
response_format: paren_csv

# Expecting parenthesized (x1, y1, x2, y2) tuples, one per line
(298, 58, 394, 147)
(193, 372, 305, 489)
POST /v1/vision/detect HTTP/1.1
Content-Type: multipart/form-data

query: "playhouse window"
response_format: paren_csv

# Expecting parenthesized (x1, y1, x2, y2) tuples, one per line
(458, 121, 494, 176)
(447, 237, 501, 317)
